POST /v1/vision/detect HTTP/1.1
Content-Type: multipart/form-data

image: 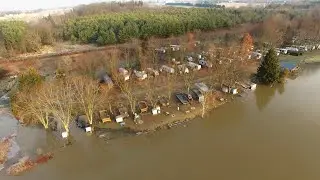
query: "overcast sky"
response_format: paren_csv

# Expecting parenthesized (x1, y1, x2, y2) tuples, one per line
(0, 0, 108, 11)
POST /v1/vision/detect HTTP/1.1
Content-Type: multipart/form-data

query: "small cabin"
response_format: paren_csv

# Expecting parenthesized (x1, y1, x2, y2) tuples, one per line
(249, 83, 257, 90)
(152, 106, 161, 115)
(222, 85, 238, 94)
(134, 70, 147, 81)
(160, 65, 175, 74)
(230, 88, 238, 95)
(158, 96, 169, 107)
(155, 47, 166, 53)
(170, 45, 180, 51)
(172, 58, 181, 65)
(177, 64, 189, 74)
(138, 101, 148, 113)
(118, 68, 130, 81)
(194, 82, 210, 93)
(99, 110, 112, 123)
(146, 68, 159, 77)
(186, 56, 193, 62)
(115, 115, 125, 126)
(280, 48, 288, 54)
(191, 88, 204, 103)
(118, 105, 129, 118)
(187, 62, 201, 71)
(251, 52, 262, 60)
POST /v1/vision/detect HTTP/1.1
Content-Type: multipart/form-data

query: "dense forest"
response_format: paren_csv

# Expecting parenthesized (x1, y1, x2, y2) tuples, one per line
(0, 2, 320, 57)
(63, 8, 267, 45)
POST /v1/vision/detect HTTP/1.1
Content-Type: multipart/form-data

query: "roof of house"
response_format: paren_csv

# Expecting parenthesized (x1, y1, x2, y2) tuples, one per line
(280, 62, 297, 70)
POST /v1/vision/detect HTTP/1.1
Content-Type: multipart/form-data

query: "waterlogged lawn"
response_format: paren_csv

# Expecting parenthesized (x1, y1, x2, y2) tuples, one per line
(279, 50, 320, 64)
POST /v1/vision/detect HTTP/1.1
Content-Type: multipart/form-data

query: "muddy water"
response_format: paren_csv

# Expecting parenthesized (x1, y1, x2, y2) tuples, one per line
(2, 64, 320, 179)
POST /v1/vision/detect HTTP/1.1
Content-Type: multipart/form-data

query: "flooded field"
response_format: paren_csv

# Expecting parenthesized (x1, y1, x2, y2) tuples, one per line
(1, 63, 320, 179)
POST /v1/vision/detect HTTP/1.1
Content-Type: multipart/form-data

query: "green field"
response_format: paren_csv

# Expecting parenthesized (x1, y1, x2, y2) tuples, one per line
(279, 50, 320, 64)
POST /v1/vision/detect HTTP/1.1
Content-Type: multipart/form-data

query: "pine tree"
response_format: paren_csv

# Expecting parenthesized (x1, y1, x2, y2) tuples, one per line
(257, 48, 281, 85)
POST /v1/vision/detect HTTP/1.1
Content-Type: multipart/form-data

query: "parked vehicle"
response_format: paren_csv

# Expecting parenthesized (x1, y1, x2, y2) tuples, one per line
(199, 59, 213, 68)
(138, 101, 148, 113)
(175, 93, 189, 105)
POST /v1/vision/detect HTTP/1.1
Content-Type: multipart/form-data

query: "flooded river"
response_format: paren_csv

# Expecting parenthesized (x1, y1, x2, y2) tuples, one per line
(2, 64, 320, 179)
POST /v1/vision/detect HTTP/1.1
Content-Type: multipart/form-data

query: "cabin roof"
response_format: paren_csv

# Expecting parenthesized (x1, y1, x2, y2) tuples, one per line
(280, 62, 298, 71)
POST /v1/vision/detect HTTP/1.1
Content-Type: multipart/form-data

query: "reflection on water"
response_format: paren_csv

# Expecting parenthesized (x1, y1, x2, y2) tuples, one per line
(2, 64, 320, 179)
(255, 85, 276, 111)
(277, 83, 285, 94)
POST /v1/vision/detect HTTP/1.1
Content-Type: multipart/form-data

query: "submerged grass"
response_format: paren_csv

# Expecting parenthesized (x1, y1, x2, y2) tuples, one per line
(279, 50, 320, 64)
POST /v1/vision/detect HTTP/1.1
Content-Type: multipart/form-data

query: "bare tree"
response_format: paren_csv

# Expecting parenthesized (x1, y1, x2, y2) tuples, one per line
(201, 92, 215, 118)
(163, 73, 177, 100)
(114, 77, 137, 116)
(109, 49, 137, 116)
(11, 86, 50, 129)
(43, 80, 75, 134)
(183, 71, 195, 94)
(144, 76, 159, 108)
(72, 76, 101, 125)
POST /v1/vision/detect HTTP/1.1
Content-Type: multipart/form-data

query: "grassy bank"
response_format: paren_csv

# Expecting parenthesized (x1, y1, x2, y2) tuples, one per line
(279, 50, 320, 64)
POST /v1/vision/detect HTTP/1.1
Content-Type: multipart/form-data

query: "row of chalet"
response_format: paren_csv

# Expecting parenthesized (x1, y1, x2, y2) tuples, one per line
(99, 53, 214, 87)
(251, 44, 320, 61)
(77, 82, 214, 133)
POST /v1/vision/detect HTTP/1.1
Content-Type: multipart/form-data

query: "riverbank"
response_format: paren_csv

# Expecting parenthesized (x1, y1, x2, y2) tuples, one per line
(94, 88, 247, 138)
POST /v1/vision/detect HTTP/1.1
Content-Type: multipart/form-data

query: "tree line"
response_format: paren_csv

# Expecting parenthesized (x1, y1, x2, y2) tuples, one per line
(62, 8, 266, 45)
(1, 3, 320, 58)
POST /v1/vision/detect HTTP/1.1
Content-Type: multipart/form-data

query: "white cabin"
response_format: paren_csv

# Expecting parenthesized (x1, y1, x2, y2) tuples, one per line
(160, 65, 175, 74)
(115, 115, 124, 123)
(134, 70, 148, 81)
(187, 62, 201, 71)
(177, 64, 189, 74)
(118, 68, 130, 81)
(146, 68, 159, 76)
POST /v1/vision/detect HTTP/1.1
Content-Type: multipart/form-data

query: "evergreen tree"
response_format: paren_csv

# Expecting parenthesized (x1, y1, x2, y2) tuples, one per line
(256, 48, 281, 85)
(96, 29, 116, 45)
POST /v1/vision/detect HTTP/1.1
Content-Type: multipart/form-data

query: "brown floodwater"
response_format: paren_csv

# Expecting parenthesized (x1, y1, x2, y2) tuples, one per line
(1, 64, 320, 180)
